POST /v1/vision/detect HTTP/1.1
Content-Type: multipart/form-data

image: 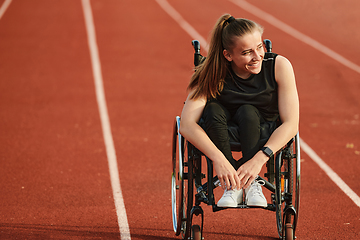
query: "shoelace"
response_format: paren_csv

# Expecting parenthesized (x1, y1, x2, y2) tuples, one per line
(248, 180, 265, 196)
(223, 189, 236, 196)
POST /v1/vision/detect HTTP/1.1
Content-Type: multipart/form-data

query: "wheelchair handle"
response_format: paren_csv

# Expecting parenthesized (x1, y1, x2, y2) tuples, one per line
(192, 40, 203, 66)
(264, 39, 272, 53)
(192, 40, 200, 54)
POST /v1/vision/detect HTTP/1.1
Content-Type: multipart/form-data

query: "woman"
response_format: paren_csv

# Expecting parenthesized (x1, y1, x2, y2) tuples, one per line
(179, 14, 299, 208)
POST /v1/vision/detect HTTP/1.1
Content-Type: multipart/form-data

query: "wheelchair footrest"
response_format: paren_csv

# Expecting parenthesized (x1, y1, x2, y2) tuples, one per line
(212, 203, 276, 212)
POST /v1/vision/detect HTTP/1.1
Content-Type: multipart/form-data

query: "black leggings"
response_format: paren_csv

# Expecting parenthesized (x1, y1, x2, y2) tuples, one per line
(202, 99, 276, 170)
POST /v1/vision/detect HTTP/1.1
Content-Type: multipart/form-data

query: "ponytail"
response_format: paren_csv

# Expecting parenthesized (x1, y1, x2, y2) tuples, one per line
(188, 14, 263, 100)
(188, 14, 231, 100)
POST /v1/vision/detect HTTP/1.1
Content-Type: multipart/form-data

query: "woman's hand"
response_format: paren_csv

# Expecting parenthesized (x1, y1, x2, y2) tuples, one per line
(213, 158, 241, 190)
(236, 151, 268, 189)
(180, 91, 242, 190)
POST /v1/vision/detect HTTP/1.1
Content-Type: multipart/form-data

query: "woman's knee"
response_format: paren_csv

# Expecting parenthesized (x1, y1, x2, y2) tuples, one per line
(233, 104, 261, 124)
(202, 100, 229, 124)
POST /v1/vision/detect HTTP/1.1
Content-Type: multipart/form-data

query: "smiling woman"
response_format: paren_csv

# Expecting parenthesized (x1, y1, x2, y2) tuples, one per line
(179, 13, 299, 208)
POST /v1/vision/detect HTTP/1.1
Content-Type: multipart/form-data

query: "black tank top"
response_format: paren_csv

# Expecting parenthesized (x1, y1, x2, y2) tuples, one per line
(217, 52, 279, 122)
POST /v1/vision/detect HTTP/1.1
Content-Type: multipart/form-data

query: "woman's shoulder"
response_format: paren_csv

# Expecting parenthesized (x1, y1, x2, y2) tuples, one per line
(275, 55, 291, 64)
(274, 55, 295, 84)
(274, 55, 294, 74)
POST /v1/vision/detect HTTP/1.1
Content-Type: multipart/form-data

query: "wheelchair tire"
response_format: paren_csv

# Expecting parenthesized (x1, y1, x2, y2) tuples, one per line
(275, 133, 300, 239)
(191, 225, 201, 240)
(171, 117, 194, 239)
(284, 223, 294, 240)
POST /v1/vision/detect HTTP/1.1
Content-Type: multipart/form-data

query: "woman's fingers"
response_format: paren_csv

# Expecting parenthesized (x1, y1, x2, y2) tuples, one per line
(237, 170, 254, 189)
(237, 170, 247, 188)
(225, 177, 231, 190)
(219, 178, 226, 190)
(243, 175, 256, 189)
(214, 159, 239, 190)
(237, 157, 265, 188)
(228, 175, 236, 190)
(231, 174, 241, 190)
(219, 172, 240, 190)
(220, 172, 242, 190)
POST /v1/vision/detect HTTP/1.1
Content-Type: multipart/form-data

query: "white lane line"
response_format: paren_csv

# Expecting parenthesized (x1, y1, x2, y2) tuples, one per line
(300, 140, 360, 207)
(156, 0, 360, 208)
(0, 0, 12, 20)
(230, 0, 360, 75)
(155, 0, 209, 51)
(81, 0, 131, 239)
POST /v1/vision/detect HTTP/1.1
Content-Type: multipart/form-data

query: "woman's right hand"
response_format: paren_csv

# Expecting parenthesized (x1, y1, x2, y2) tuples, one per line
(213, 158, 241, 190)
(180, 90, 241, 190)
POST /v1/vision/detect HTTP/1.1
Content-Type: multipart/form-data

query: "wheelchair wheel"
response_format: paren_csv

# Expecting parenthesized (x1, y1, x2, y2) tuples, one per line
(191, 225, 201, 240)
(275, 133, 300, 240)
(171, 116, 194, 239)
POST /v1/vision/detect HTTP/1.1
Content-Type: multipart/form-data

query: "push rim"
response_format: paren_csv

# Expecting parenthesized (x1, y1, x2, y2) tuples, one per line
(171, 117, 194, 238)
(171, 117, 183, 235)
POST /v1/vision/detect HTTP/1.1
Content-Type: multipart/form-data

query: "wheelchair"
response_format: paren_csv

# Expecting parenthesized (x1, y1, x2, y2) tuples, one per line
(171, 39, 301, 240)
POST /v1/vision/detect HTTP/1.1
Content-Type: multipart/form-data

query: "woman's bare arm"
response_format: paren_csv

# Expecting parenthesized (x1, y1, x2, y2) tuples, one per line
(179, 91, 241, 190)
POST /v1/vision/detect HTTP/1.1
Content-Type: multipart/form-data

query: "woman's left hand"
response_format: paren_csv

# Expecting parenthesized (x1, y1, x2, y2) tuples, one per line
(236, 151, 268, 189)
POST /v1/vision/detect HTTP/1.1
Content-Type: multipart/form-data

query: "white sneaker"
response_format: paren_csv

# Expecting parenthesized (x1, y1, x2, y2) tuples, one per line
(245, 179, 267, 207)
(217, 188, 243, 207)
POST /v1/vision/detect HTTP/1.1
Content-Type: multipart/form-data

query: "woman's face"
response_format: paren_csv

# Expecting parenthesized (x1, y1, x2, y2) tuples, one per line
(223, 30, 264, 79)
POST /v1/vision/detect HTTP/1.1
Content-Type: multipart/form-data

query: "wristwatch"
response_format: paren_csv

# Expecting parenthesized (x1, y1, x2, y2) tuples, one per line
(261, 147, 273, 158)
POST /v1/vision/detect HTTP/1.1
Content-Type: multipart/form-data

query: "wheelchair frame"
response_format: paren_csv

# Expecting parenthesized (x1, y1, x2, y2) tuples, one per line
(171, 40, 300, 240)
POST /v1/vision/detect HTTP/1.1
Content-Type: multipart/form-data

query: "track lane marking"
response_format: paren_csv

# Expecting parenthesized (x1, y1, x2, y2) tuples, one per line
(81, 0, 131, 239)
(230, 0, 360, 75)
(155, 0, 208, 51)
(1, 0, 132, 237)
(0, 0, 12, 20)
(300, 140, 360, 207)
(156, 0, 360, 208)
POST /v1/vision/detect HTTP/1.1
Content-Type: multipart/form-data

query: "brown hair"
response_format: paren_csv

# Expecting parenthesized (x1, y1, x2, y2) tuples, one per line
(188, 14, 264, 100)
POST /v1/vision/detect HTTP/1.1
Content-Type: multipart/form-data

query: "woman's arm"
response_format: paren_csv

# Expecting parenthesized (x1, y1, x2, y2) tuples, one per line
(236, 55, 299, 188)
(180, 90, 241, 190)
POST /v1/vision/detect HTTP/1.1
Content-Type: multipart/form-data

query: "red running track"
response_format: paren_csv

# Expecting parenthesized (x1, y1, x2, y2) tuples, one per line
(0, 0, 359, 239)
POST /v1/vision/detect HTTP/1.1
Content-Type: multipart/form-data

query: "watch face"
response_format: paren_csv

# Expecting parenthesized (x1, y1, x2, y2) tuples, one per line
(262, 147, 273, 157)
